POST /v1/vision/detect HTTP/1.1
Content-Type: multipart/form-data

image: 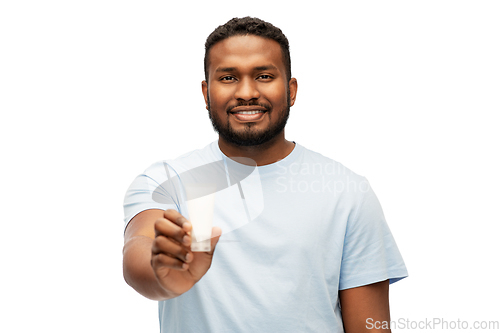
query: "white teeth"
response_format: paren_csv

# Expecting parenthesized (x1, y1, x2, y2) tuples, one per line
(236, 111, 263, 115)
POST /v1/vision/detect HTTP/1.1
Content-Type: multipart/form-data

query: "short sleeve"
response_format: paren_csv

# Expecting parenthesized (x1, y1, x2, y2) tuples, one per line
(123, 161, 181, 230)
(339, 179, 408, 290)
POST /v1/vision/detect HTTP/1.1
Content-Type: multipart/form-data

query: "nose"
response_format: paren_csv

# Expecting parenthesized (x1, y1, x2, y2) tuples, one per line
(234, 77, 260, 101)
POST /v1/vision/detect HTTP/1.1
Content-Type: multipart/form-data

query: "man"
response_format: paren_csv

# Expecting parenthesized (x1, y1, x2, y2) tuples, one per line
(123, 17, 407, 332)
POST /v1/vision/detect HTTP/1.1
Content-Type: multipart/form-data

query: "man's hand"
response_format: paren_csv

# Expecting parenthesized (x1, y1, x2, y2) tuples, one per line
(123, 209, 222, 300)
(151, 209, 222, 297)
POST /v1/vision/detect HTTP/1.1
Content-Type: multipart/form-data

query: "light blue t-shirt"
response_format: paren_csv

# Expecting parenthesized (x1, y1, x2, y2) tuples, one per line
(123, 141, 408, 333)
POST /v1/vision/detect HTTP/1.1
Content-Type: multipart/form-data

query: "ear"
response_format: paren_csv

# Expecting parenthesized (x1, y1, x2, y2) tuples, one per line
(288, 78, 298, 106)
(201, 80, 209, 110)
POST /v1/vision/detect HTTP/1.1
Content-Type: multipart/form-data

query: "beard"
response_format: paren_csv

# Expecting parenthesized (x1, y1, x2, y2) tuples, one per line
(207, 93, 291, 147)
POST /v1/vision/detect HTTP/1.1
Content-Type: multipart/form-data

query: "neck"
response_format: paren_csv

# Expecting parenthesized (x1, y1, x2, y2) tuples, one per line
(218, 132, 295, 166)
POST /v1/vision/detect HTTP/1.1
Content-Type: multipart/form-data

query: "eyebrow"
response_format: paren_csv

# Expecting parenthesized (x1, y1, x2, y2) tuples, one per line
(215, 65, 279, 73)
(254, 65, 279, 71)
(215, 67, 237, 73)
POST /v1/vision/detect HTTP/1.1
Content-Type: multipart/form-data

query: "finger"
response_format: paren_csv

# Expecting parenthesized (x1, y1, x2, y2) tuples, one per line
(151, 253, 188, 271)
(154, 218, 191, 246)
(164, 209, 192, 232)
(152, 235, 192, 263)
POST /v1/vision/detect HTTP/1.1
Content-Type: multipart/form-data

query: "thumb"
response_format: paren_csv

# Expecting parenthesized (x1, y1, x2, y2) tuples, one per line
(209, 227, 222, 255)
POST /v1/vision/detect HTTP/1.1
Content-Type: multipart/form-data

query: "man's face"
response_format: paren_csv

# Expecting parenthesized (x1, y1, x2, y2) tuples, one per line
(202, 35, 297, 147)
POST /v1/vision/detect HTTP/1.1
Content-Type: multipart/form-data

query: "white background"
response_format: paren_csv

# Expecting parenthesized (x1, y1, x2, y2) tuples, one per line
(1, 1, 499, 332)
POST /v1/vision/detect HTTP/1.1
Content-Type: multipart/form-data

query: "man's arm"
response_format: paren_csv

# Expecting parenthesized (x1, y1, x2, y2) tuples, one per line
(122, 209, 222, 301)
(339, 279, 391, 333)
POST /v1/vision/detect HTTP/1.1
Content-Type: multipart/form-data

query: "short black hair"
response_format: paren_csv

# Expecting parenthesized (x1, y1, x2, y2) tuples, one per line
(204, 17, 291, 82)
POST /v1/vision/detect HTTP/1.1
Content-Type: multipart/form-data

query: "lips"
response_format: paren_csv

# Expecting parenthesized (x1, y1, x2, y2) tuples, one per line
(229, 105, 268, 114)
(226, 105, 269, 122)
(229, 106, 268, 122)
(233, 110, 264, 115)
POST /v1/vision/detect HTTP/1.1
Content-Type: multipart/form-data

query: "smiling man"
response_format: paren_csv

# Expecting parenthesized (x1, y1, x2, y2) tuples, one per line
(203, 32, 297, 164)
(123, 17, 407, 332)
(204, 34, 295, 149)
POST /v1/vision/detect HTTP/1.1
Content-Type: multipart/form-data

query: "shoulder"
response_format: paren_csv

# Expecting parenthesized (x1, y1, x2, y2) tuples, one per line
(293, 143, 366, 183)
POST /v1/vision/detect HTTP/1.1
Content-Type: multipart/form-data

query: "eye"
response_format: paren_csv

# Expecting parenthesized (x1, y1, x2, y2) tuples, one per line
(220, 76, 236, 82)
(257, 74, 273, 81)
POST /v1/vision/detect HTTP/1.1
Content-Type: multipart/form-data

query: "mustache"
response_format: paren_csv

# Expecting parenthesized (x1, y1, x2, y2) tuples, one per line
(226, 102, 271, 113)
